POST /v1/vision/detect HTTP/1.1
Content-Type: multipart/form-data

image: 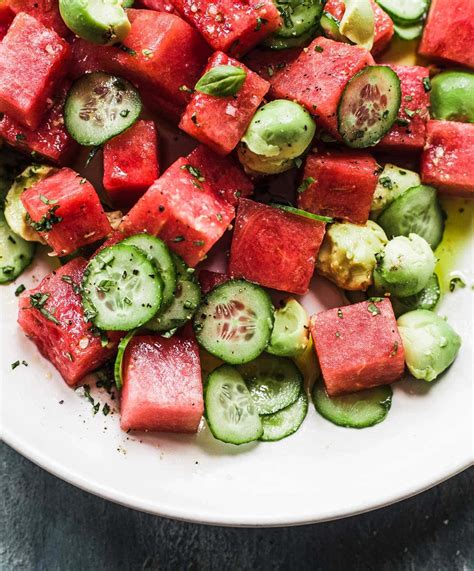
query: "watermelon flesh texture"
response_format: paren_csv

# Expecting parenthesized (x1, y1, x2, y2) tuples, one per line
(310, 299, 405, 396)
(0, 13, 70, 130)
(103, 120, 160, 209)
(271, 37, 375, 139)
(8, 0, 70, 37)
(198, 270, 229, 294)
(419, 0, 474, 70)
(120, 334, 204, 433)
(17, 258, 120, 386)
(0, 81, 77, 165)
(135, 0, 176, 13)
(170, 0, 282, 58)
(120, 157, 235, 266)
(229, 198, 326, 295)
(324, 0, 394, 55)
(243, 47, 302, 97)
(298, 149, 378, 225)
(421, 120, 474, 198)
(185, 144, 253, 207)
(21, 168, 112, 256)
(376, 65, 431, 153)
(180, 51, 270, 156)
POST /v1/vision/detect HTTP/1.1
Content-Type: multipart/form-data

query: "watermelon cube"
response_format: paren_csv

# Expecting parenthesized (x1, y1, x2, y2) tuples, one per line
(243, 47, 302, 96)
(185, 144, 253, 206)
(199, 270, 229, 294)
(17, 258, 120, 386)
(120, 157, 235, 266)
(8, 0, 69, 37)
(419, 0, 474, 69)
(310, 299, 405, 396)
(324, 0, 394, 54)
(298, 149, 378, 224)
(135, 0, 176, 13)
(0, 13, 70, 130)
(0, 5, 14, 40)
(0, 81, 77, 164)
(421, 121, 474, 198)
(120, 334, 204, 433)
(180, 52, 269, 156)
(271, 37, 374, 138)
(376, 65, 431, 153)
(229, 198, 326, 295)
(21, 168, 111, 256)
(170, 0, 281, 58)
(103, 120, 159, 209)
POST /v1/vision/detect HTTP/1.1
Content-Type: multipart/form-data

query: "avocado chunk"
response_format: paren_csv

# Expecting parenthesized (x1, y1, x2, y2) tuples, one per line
(339, 0, 375, 50)
(430, 70, 474, 123)
(267, 298, 310, 358)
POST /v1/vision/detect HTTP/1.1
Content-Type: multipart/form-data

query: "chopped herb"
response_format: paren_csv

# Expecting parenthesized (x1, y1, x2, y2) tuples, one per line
(422, 77, 432, 92)
(11, 361, 20, 370)
(181, 164, 205, 181)
(14, 284, 26, 296)
(294, 157, 303, 169)
(29, 292, 60, 324)
(255, 17, 267, 31)
(29, 204, 62, 232)
(171, 236, 185, 243)
(297, 177, 315, 194)
(335, 331, 341, 338)
(22, 360, 28, 367)
(449, 276, 466, 292)
(404, 95, 413, 102)
(85, 146, 100, 167)
(367, 302, 381, 316)
(93, 401, 100, 414)
(15, 133, 26, 142)
(123, 296, 132, 305)
(379, 176, 393, 190)
(39, 194, 58, 205)
(404, 107, 416, 118)
(97, 279, 115, 293)
(120, 109, 130, 118)
(90, 326, 109, 348)
(179, 85, 194, 93)
(61, 275, 81, 295)
(102, 403, 111, 416)
(390, 341, 399, 357)
(267, 66, 274, 77)
(315, 45, 324, 53)
(337, 308, 343, 319)
(193, 240, 205, 247)
(117, 43, 136, 56)
(142, 48, 153, 57)
(216, 213, 223, 222)
(395, 118, 410, 127)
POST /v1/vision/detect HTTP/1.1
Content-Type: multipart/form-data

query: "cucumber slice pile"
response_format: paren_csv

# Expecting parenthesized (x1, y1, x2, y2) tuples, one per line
(260, 391, 308, 442)
(391, 273, 441, 317)
(65, 73, 142, 146)
(0, 211, 35, 284)
(312, 381, 393, 428)
(338, 66, 401, 148)
(376, 0, 429, 40)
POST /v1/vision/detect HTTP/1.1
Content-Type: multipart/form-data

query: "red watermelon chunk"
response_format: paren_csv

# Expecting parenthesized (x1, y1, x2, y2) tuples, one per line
(421, 120, 474, 198)
(310, 299, 405, 396)
(376, 65, 430, 153)
(271, 37, 374, 138)
(0, 6, 14, 40)
(180, 52, 269, 156)
(120, 157, 235, 266)
(103, 120, 159, 209)
(0, 81, 77, 164)
(186, 144, 253, 206)
(298, 149, 378, 224)
(17, 258, 120, 386)
(229, 198, 326, 295)
(8, 0, 69, 37)
(0, 13, 70, 130)
(324, 0, 394, 55)
(120, 334, 204, 433)
(419, 0, 474, 69)
(243, 47, 302, 96)
(170, 0, 281, 57)
(135, 0, 176, 13)
(21, 168, 111, 256)
(199, 270, 229, 294)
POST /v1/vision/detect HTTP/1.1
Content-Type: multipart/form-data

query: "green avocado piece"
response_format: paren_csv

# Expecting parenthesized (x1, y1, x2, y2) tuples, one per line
(430, 70, 474, 123)
(267, 298, 310, 358)
(339, 0, 375, 50)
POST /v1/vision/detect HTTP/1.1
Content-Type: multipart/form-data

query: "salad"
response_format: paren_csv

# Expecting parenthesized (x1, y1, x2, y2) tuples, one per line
(0, 0, 471, 445)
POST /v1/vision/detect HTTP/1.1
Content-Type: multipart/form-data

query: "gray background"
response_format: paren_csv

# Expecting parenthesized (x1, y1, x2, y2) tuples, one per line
(1, 443, 472, 570)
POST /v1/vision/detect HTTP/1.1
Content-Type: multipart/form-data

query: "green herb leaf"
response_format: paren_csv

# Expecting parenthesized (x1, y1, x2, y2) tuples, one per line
(29, 292, 60, 325)
(14, 284, 26, 296)
(195, 65, 247, 97)
(297, 177, 315, 194)
(449, 276, 466, 292)
(367, 302, 381, 316)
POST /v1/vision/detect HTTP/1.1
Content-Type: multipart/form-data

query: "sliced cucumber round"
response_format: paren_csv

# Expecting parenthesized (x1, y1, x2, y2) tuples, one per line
(376, 0, 428, 25)
(114, 329, 136, 390)
(377, 185, 445, 250)
(370, 163, 421, 221)
(65, 73, 142, 147)
(121, 234, 176, 310)
(338, 66, 401, 148)
(312, 381, 392, 428)
(264, 26, 318, 49)
(0, 211, 35, 284)
(82, 243, 163, 331)
(320, 12, 350, 43)
(393, 22, 424, 41)
(264, 0, 323, 49)
(194, 280, 274, 365)
(260, 390, 308, 442)
(237, 353, 303, 415)
(391, 273, 440, 317)
(204, 365, 263, 445)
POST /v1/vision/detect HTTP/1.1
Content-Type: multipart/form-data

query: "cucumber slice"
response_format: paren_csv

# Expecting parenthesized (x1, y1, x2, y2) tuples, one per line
(370, 163, 421, 220)
(377, 185, 445, 250)
(114, 329, 136, 390)
(237, 353, 303, 415)
(65, 73, 142, 147)
(194, 280, 274, 365)
(121, 234, 176, 310)
(264, 26, 319, 49)
(391, 273, 440, 317)
(260, 390, 308, 441)
(376, 0, 428, 24)
(393, 22, 424, 41)
(312, 381, 392, 428)
(82, 243, 163, 331)
(204, 365, 263, 445)
(267, 298, 310, 358)
(0, 211, 35, 284)
(338, 66, 401, 148)
(264, 0, 323, 49)
(320, 12, 350, 43)
(146, 253, 200, 333)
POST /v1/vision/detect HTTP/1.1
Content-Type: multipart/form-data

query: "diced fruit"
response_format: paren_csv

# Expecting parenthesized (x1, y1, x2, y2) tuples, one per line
(310, 299, 405, 396)
(370, 164, 421, 220)
(324, 0, 394, 54)
(267, 299, 310, 358)
(180, 52, 269, 156)
(198, 270, 229, 294)
(298, 149, 378, 224)
(242, 47, 302, 95)
(171, 0, 281, 57)
(421, 120, 474, 198)
(120, 334, 204, 433)
(0, 13, 70, 129)
(135, 0, 176, 12)
(229, 199, 326, 295)
(271, 37, 374, 138)
(419, 0, 474, 69)
(17, 258, 120, 385)
(103, 120, 159, 208)
(8, 0, 69, 37)
(120, 157, 235, 266)
(21, 168, 112, 256)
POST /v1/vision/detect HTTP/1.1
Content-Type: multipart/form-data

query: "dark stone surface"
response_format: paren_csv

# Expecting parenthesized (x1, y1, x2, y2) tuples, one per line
(1, 442, 472, 571)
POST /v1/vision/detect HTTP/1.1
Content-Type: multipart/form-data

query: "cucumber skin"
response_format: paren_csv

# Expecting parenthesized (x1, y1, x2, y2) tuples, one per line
(260, 390, 308, 442)
(0, 212, 36, 284)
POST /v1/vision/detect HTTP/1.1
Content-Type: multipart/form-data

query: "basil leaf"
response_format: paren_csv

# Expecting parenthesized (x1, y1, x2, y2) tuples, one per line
(195, 65, 247, 97)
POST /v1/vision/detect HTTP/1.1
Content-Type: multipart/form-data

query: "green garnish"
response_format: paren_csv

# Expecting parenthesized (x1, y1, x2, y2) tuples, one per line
(29, 292, 60, 325)
(297, 177, 315, 194)
(195, 65, 247, 97)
